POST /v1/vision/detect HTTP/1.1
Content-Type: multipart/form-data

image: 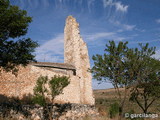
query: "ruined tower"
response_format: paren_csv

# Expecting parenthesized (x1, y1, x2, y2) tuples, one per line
(64, 16, 95, 105)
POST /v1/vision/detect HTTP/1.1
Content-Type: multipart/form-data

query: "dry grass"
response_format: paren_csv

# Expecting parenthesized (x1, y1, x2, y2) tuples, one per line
(93, 88, 160, 120)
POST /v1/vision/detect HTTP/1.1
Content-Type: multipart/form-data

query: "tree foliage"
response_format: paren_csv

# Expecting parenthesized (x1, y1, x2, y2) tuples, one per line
(91, 41, 131, 119)
(91, 40, 160, 117)
(92, 41, 129, 86)
(33, 75, 70, 106)
(49, 75, 70, 102)
(0, 0, 38, 72)
(129, 44, 160, 113)
(33, 76, 48, 106)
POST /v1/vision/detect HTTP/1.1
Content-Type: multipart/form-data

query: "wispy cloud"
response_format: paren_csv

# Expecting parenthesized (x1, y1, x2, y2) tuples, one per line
(103, 0, 128, 12)
(129, 39, 160, 44)
(35, 34, 64, 62)
(84, 32, 115, 41)
(152, 49, 160, 60)
(83, 32, 129, 45)
(111, 20, 135, 31)
(123, 24, 135, 31)
(115, 1, 128, 12)
(13, 0, 48, 9)
(135, 28, 146, 32)
(156, 19, 160, 24)
(87, 0, 95, 12)
(103, 0, 113, 7)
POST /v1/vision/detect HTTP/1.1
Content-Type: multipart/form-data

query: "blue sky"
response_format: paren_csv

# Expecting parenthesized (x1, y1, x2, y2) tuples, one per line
(10, 0, 160, 89)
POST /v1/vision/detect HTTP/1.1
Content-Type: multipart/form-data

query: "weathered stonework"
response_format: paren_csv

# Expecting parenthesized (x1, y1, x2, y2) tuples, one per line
(64, 16, 94, 105)
(0, 16, 95, 105)
(0, 103, 99, 120)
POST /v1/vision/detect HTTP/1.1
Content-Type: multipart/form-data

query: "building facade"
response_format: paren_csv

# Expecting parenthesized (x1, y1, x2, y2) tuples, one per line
(0, 16, 95, 105)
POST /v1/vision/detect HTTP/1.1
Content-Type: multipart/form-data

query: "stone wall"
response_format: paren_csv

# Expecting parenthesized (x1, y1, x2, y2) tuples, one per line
(0, 65, 81, 104)
(64, 16, 95, 105)
(0, 103, 99, 120)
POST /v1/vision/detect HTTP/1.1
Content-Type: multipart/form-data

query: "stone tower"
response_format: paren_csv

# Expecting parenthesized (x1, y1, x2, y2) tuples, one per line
(64, 16, 95, 105)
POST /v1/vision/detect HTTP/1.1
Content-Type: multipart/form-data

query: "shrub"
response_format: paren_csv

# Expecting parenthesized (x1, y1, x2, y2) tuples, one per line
(49, 75, 70, 103)
(32, 94, 46, 106)
(109, 102, 119, 118)
(32, 76, 48, 106)
(32, 75, 70, 106)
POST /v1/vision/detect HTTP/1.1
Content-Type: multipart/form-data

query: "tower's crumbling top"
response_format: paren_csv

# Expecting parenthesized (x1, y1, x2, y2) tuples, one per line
(64, 15, 86, 65)
(65, 15, 79, 27)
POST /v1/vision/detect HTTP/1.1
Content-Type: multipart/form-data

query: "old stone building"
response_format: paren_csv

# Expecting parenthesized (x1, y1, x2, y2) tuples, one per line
(0, 16, 95, 105)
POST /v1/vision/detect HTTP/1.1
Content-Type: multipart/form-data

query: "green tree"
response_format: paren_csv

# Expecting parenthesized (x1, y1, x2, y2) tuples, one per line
(91, 41, 132, 119)
(33, 76, 48, 106)
(33, 76, 70, 119)
(0, 0, 38, 72)
(129, 44, 160, 113)
(33, 75, 70, 106)
(49, 75, 70, 103)
(91, 41, 160, 118)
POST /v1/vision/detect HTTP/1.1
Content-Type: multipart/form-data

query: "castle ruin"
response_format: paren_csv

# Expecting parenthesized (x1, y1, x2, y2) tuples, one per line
(0, 16, 95, 105)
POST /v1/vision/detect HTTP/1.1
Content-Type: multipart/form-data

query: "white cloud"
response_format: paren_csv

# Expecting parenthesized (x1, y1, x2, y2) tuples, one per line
(84, 32, 115, 41)
(135, 28, 146, 32)
(115, 2, 128, 12)
(129, 39, 160, 44)
(152, 49, 160, 60)
(123, 24, 135, 31)
(35, 34, 64, 62)
(115, 37, 126, 41)
(17, 0, 49, 9)
(83, 32, 129, 46)
(117, 29, 123, 32)
(111, 20, 135, 31)
(156, 19, 160, 24)
(103, 0, 113, 7)
(103, 0, 128, 12)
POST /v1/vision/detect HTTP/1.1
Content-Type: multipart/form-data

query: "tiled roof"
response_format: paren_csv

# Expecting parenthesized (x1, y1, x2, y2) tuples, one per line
(30, 62, 76, 70)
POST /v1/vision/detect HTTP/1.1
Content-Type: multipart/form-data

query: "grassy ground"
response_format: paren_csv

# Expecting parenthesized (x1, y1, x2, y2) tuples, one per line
(93, 88, 160, 120)
(0, 88, 159, 120)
